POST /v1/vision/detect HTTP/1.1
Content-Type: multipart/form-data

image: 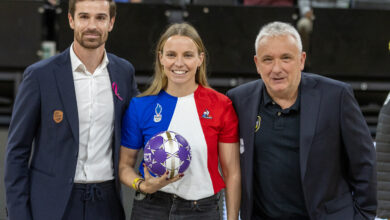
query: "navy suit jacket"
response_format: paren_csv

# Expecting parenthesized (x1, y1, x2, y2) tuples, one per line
(4, 48, 138, 220)
(227, 73, 377, 220)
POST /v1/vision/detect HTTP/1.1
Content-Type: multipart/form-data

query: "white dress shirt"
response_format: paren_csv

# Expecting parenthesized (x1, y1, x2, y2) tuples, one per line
(70, 45, 115, 183)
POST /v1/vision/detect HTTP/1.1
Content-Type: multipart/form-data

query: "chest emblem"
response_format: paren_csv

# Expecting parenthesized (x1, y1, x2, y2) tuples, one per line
(255, 115, 261, 132)
(202, 109, 212, 119)
(154, 103, 162, 123)
(53, 110, 63, 123)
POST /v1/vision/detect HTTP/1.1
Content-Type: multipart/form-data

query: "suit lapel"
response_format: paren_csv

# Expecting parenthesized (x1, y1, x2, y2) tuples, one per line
(299, 74, 320, 181)
(107, 55, 120, 107)
(241, 81, 263, 162)
(239, 80, 263, 208)
(54, 48, 79, 143)
(106, 55, 122, 161)
(107, 53, 121, 120)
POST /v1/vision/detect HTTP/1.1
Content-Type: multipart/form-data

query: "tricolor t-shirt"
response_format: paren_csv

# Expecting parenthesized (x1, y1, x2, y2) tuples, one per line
(121, 85, 238, 200)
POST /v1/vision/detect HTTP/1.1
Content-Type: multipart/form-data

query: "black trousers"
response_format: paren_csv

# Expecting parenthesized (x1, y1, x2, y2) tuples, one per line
(252, 212, 310, 220)
(62, 180, 125, 220)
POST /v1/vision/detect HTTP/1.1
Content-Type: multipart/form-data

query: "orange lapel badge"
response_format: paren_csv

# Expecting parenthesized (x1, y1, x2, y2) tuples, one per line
(53, 110, 63, 123)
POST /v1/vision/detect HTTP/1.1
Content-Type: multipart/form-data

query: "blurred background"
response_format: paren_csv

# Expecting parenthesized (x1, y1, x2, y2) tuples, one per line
(0, 0, 389, 219)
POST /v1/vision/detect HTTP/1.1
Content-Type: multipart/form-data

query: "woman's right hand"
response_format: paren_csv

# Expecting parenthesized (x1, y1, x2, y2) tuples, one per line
(139, 164, 184, 194)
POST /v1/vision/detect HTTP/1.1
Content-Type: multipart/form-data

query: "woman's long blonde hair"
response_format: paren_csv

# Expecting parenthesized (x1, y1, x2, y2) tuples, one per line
(139, 23, 209, 97)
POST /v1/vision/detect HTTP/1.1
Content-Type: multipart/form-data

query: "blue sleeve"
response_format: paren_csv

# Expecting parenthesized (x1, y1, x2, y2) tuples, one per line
(121, 98, 143, 149)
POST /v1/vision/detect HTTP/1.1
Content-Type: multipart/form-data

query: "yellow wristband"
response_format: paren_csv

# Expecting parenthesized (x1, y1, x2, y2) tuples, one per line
(132, 178, 143, 190)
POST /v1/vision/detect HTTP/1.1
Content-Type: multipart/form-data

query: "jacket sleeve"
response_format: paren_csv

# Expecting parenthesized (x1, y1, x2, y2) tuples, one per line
(340, 85, 377, 219)
(4, 68, 41, 220)
(375, 92, 390, 218)
(129, 65, 139, 99)
(124, 61, 139, 109)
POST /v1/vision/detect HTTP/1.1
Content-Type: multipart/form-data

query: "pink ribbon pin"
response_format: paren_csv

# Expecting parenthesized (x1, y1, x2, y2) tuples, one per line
(112, 82, 123, 101)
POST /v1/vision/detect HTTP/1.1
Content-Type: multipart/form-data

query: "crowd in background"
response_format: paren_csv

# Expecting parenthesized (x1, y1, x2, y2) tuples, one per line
(43, 0, 390, 68)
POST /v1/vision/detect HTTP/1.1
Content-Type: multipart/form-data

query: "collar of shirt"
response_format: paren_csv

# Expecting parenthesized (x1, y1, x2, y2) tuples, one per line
(69, 43, 109, 77)
(262, 84, 301, 113)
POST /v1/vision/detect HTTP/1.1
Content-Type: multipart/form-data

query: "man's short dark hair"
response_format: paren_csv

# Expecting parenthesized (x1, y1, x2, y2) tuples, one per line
(68, 0, 116, 19)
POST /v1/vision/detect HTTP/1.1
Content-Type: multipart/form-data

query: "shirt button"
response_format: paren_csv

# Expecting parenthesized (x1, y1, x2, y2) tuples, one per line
(277, 112, 281, 116)
(272, 102, 275, 105)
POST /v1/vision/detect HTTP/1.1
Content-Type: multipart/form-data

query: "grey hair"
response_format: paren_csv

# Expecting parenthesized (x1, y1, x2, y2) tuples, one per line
(255, 21, 302, 54)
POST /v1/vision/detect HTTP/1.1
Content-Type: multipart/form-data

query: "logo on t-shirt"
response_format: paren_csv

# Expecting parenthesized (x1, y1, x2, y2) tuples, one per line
(154, 103, 162, 122)
(202, 109, 212, 119)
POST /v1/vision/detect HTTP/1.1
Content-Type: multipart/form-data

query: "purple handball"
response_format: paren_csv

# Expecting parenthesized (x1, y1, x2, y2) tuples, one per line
(144, 131, 191, 178)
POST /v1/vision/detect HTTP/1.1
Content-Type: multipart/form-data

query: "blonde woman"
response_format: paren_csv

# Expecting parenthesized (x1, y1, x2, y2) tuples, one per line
(119, 23, 241, 220)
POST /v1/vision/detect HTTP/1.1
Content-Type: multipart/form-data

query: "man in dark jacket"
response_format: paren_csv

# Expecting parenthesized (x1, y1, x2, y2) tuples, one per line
(227, 21, 377, 220)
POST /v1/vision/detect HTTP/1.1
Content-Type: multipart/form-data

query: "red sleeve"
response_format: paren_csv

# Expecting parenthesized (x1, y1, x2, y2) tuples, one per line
(219, 98, 239, 143)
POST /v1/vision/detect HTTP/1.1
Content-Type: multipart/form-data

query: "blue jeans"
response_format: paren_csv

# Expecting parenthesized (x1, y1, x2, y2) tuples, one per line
(131, 190, 220, 220)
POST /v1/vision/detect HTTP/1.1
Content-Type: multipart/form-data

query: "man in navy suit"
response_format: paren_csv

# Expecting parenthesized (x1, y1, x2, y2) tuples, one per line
(227, 21, 377, 220)
(4, 0, 138, 219)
